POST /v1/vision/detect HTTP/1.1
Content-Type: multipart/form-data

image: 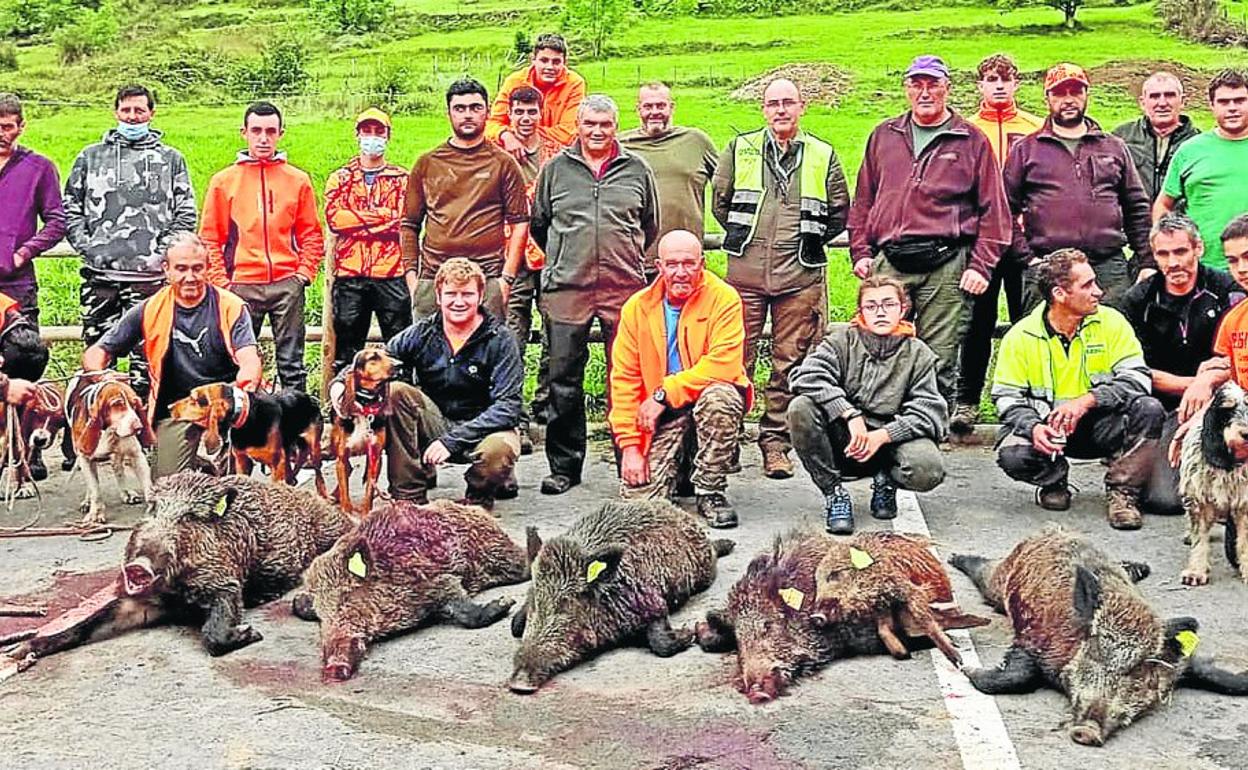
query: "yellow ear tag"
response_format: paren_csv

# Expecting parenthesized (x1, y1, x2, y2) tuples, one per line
(213, 496, 228, 517)
(778, 587, 805, 611)
(586, 560, 607, 583)
(1176, 630, 1200, 658)
(849, 547, 875, 570)
(347, 552, 368, 579)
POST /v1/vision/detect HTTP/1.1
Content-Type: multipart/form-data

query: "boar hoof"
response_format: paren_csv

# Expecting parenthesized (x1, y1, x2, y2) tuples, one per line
(1070, 722, 1104, 747)
(1181, 568, 1210, 586)
(206, 625, 264, 656)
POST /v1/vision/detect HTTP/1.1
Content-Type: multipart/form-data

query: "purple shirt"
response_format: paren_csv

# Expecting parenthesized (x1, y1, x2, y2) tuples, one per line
(0, 147, 66, 290)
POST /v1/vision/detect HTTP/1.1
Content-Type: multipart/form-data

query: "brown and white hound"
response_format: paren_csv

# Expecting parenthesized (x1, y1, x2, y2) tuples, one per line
(66, 373, 154, 524)
(329, 348, 395, 515)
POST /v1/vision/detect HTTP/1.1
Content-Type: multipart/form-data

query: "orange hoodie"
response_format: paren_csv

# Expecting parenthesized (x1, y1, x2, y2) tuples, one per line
(609, 271, 754, 455)
(200, 152, 325, 286)
(485, 66, 587, 147)
(968, 103, 1044, 166)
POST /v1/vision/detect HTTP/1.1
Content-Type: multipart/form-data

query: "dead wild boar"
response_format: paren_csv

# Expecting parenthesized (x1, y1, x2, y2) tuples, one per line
(508, 499, 734, 693)
(292, 498, 532, 681)
(6, 472, 349, 663)
(950, 526, 1248, 746)
(697, 530, 986, 704)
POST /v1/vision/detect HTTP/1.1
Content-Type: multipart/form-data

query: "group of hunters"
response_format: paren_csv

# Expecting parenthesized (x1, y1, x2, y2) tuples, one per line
(4, 34, 1248, 536)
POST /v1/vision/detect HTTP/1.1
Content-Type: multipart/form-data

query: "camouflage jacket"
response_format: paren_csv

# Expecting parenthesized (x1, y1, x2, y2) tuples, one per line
(64, 128, 197, 280)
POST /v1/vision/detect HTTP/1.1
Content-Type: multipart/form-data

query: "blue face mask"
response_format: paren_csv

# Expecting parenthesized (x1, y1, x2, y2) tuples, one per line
(116, 121, 150, 141)
(359, 135, 387, 157)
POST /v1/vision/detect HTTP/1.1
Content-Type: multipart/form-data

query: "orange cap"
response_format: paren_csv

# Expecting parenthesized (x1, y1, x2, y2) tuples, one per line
(1044, 63, 1089, 92)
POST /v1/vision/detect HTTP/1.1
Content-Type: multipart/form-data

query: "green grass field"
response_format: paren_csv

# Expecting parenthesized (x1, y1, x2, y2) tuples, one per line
(5, 0, 1240, 407)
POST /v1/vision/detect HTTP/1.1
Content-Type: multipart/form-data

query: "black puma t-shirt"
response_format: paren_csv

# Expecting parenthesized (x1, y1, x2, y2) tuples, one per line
(98, 289, 256, 419)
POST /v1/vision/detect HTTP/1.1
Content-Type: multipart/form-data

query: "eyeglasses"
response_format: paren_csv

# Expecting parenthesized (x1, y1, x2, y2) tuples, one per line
(764, 99, 800, 110)
(861, 300, 902, 314)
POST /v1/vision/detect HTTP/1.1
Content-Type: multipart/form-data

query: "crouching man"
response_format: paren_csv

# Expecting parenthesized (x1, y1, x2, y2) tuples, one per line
(993, 248, 1163, 530)
(788, 276, 947, 535)
(338, 258, 523, 508)
(609, 230, 752, 529)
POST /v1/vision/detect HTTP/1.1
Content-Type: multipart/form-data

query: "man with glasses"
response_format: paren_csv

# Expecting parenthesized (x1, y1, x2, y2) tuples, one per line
(849, 55, 1011, 407)
(1113, 71, 1200, 203)
(788, 276, 948, 534)
(402, 78, 530, 318)
(711, 78, 850, 480)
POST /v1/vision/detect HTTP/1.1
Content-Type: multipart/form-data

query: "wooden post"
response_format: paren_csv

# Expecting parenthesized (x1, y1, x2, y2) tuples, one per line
(320, 231, 337, 402)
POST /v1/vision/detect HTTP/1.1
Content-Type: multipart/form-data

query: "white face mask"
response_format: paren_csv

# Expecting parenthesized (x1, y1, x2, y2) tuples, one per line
(359, 135, 387, 157)
(116, 121, 151, 141)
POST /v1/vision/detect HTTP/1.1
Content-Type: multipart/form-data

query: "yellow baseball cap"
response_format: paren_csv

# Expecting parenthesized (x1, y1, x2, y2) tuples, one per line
(355, 107, 392, 129)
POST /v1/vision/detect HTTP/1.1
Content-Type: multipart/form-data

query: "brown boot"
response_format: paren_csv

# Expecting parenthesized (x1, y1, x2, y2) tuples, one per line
(762, 446, 794, 479)
(1106, 487, 1143, 530)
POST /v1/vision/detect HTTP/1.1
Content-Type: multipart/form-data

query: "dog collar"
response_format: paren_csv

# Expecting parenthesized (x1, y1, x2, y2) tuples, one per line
(229, 386, 250, 429)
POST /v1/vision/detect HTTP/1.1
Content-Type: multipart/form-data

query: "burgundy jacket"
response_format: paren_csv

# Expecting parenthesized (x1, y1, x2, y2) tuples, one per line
(1003, 118, 1153, 268)
(848, 111, 1010, 280)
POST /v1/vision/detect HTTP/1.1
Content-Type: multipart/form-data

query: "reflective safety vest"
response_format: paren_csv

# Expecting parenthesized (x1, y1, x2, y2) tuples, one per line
(723, 128, 834, 268)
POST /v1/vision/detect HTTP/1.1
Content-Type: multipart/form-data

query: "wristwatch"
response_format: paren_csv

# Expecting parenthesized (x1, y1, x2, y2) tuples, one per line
(653, 387, 667, 405)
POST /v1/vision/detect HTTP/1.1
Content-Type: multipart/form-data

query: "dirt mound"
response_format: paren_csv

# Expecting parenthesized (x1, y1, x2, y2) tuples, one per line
(732, 63, 853, 107)
(1084, 60, 1210, 98)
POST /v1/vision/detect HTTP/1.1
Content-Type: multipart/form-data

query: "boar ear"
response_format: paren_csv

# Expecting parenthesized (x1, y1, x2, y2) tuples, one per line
(1161, 616, 1201, 663)
(526, 526, 543, 564)
(584, 545, 626, 588)
(1073, 566, 1101, 628)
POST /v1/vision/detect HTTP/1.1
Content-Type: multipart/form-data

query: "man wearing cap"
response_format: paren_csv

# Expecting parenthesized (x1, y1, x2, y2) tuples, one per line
(324, 108, 410, 374)
(1113, 71, 1200, 203)
(1004, 63, 1153, 312)
(849, 54, 1010, 405)
(711, 78, 850, 480)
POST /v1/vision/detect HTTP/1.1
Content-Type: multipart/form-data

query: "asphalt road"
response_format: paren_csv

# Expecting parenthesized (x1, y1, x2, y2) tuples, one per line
(1, 440, 1246, 770)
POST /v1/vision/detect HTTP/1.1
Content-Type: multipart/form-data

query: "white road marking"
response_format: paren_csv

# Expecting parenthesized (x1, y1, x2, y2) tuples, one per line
(892, 490, 1022, 770)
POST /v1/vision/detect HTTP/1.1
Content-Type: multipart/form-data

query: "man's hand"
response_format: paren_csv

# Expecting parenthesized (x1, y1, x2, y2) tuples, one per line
(1169, 413, 1200, 467)
(852, 258, 873, 279)
(423, 439, 451, 467)
(636, 395, 666, 435)
(845, 415, 870, 455)
(621, 445, 649, 487)
(11, 247, 30, 271)
(497, 276, 512, 306)
(959, 269, 989, 295)
(846, 428, 889, 462)
(404, 270, 418, 298)
(1179, 377, 1215, 424)
(1031, 423, 1066, 456)
(499, 131, 526, 162)
(5, 378, 36, 405)
(1047, 393, 1094, 436)
(1136, 268, 1157, 285)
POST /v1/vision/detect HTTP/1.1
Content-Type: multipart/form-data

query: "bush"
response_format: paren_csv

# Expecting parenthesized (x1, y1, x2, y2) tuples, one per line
(231, 36, 312, 98)
(0, 0, 77, 38)
(0, 42, 17, 72)
(1157, 0, 1248, 45)
(54, 2, 119, 64)
(309, 0, 393, 34)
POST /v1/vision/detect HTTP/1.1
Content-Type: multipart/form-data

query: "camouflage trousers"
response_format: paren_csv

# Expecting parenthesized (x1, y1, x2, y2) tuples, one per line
(80, 273, 163, 399)
(620, 383, 745, 500)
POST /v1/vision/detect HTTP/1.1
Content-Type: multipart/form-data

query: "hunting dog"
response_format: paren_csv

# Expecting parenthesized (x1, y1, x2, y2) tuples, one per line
(1178, 381, 1248, 586)
(66, 373, 154, 525)
(0, 311, 57, 482)
(10, 381, 68, 499)
(170, 383, 328, 497)
(329, 348, 394, 515)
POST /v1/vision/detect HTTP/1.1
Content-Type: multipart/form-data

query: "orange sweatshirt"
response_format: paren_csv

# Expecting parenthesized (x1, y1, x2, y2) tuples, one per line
(968, 103, 1045, 166)
(485, 66, 587, 147)
(200, 152, 325, 286)
(609, 271, 754, 455)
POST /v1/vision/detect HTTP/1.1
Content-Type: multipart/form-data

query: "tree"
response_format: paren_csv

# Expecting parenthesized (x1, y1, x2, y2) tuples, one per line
(1000, 0, 1084, 29)
(560, 0, 629, 59)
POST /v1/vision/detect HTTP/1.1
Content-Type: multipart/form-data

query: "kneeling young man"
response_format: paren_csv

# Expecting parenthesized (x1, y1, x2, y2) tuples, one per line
(609, 230, 752, 529)
(993, 248, 1163, 530)
(351, 258, 523, 508)
(788, 276, 947, 535)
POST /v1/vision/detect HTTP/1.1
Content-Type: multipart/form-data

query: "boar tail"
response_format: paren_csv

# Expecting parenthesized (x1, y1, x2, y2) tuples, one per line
(1181, 656, 1248, 695)
(712, 539, 736, 558)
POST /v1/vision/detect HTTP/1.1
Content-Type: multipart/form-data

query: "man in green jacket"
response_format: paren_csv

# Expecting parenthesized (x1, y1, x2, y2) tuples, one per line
(1112, 71, 1200, 203)
(992, 248, 1164, 530)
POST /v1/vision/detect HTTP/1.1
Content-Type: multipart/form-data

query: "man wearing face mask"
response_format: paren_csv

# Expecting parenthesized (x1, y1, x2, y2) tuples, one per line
(64, 84, 196, 398)
(324, 108, 411, 375)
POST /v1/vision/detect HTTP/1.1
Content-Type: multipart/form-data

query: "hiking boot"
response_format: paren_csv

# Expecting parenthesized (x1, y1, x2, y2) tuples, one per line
(869, 470, 898, 520)
(519, 432, 533, 456)
(697, 492, 738, 529)
(540, 473, 580, 495)
(1036, 483, 1072, 511)
(824, 484, 855, 535)
(949, 403, 979, 436)
(1106, 487, 1144, 530)
(762, 446, 794, 479)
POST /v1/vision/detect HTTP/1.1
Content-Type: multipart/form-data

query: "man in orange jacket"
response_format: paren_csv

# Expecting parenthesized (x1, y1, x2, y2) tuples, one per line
(486, 33, 586, 157)
(609, 229, 752, 528)
(200, 101, 324, 394)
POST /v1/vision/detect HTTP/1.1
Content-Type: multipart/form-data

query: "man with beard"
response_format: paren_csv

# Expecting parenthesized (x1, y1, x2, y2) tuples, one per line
(403, 79, 530, 319)
(1121, 213, 1242, 514)
(1113, 71, 1200, 203)
(620, 82, 717, 260)
(1156, 69, 1248, 269)
(1004, 63, 1153, 311)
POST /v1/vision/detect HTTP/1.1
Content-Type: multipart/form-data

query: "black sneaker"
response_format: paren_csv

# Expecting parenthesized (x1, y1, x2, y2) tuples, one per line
(824, 484, 854, 535)
(697, 492, 738, 529)
(870, 471, 898, 520)
(1036, 483, 1072, 511)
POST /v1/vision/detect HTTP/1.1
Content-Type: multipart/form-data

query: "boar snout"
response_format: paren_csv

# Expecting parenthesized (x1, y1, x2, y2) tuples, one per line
(1070, 721, 1105, 747)
(741, 661, 785, 704)
(122, 557, 157, 596)
(321, 635, 366, 682)
(507, 668, 543, 694)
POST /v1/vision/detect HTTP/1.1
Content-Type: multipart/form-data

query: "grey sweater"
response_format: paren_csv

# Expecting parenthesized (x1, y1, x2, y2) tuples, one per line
(788, 325, 948, 443)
